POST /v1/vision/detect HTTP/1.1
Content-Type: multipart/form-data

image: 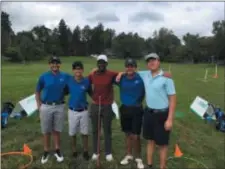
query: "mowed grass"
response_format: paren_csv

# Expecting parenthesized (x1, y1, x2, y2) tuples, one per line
(1, 56, 224, 169)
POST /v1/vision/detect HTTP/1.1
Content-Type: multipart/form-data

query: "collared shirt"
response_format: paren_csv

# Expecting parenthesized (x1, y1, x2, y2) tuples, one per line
(115, 73, 145, 106)
(66, 76, 91, 110)
(88, 70, 118, 105)
(138, 70, 176, 109)
(36, 71, 69, 103)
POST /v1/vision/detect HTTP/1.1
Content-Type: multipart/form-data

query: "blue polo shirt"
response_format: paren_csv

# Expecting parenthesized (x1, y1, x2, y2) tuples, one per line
(116, 73, 145, 106)
(138, 70, 176, 109)
(66, 76, 91, 110)
(36, 71, 69, 103)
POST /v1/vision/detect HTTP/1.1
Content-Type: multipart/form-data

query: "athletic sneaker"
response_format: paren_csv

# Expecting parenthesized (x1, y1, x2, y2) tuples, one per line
(135, 158, 144, 169)
(54, 149, 64, 162)
(83, 151, 90, 161)
(91, 153, 99, 160)
(41, 151, 49, 164)
(105, 154, 114, 162)
(120, 155, 133, 165)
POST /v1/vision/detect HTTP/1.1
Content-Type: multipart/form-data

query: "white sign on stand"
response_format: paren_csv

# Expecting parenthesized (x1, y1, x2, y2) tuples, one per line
(112, 101, 120, 119)
(10, 94, 37, 117)
(190, 96, 216, 120)
(190, 96, 209, 119)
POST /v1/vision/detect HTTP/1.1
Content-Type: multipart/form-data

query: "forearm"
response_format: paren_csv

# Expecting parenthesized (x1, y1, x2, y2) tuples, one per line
(35, 92, 42, 106)
(167, 95, 176, 121)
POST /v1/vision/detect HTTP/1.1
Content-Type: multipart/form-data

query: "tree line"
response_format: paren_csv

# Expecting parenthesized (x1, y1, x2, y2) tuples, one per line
(1, 11, 224, 63)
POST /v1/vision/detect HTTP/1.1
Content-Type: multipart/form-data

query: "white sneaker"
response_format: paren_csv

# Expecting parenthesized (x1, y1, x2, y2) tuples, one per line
(106, 154, 114, 162)
(91, 153, 99, 161)
(135, 158, 144, 169)
(54, 150, 64, 162)
(120, 155, 133, 165)
(41, 152, 49, 164)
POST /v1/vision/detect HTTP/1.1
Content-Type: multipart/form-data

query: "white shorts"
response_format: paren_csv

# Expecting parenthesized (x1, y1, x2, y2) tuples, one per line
(68, 109, 89, 136)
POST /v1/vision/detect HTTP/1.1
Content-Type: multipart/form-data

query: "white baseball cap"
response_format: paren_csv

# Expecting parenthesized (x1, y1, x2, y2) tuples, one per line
(97, 54, 108, 62)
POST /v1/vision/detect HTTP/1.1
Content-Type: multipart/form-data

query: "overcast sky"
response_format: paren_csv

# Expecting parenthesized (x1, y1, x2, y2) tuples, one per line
(2, 1, 224, 39)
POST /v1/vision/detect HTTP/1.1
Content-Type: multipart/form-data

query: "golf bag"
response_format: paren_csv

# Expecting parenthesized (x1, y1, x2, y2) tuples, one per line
(1, 102, 14, 128)
(204, 103, 225, 133)
(214, 108, 225, 132)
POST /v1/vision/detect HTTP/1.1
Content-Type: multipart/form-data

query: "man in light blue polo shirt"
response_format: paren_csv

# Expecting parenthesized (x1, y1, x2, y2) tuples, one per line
(64, 61, 92, 161)
(138, 53, 176, 169)
(35, 56, 69, 164)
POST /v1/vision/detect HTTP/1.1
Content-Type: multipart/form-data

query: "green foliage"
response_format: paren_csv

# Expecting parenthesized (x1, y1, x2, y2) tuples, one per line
(4, 47, 23, 62)
(1, 11, 225, 64)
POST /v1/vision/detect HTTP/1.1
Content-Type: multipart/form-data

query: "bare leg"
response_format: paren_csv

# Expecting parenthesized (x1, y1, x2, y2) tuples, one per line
(52, 130, 60, 150)
(126, 134, 132, 155)
(132, 135, 141, 158)
(82, 135, 88, 152)
(159, 145, 168, 169)
(43, 133, 51, 151)
(147, 140, 155, 165)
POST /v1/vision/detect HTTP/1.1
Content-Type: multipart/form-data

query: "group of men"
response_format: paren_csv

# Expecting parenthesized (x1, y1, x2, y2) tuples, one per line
(35, 53, 176, 169)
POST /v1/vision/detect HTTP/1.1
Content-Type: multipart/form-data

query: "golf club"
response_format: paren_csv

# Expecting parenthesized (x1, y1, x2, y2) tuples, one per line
(96, 96, 101, 169)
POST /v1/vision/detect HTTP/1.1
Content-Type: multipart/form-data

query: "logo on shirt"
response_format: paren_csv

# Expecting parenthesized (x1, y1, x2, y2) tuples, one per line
(60, 78, 64, 82)
(81, 85, 86, 90)
(134, 80, 139, 84)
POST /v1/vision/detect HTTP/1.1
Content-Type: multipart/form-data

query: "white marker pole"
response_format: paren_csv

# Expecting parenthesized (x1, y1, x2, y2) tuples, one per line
(169, 64, 171, 73)
(204, 69, 208, 81)
(215, 64, 218, 76)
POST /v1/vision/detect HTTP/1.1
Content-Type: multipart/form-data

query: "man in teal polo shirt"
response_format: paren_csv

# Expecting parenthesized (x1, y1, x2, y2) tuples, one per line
(138, 53, 176, 169)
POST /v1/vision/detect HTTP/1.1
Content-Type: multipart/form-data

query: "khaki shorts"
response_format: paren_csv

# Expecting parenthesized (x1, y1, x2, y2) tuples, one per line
(39, 104, 65, 134)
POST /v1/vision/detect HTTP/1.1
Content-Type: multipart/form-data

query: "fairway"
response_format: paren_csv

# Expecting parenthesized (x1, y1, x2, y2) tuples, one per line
(1, 57, 224, 169)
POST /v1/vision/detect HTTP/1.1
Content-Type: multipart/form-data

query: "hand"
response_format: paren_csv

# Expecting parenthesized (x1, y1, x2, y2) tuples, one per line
(90, 68, 98, 74)
(116, 72, 124, 82)
(164, 119, 173, 131)
(163, 72, 172, 78)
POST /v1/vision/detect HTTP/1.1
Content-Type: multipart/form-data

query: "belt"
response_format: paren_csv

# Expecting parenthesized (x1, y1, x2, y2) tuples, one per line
(145, 107, 169, 114)
(43, 101, 65, 105)
(69, 107, 87, 112)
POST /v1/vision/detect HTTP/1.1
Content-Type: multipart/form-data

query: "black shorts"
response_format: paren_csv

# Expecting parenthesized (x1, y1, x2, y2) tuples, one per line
(119, 104, 143, 135)
(142, 107, 171, 146)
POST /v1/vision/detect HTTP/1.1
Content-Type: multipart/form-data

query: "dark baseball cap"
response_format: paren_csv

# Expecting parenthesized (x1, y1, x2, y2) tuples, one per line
(125, 58, 137, 67)
(49, 56, 61, 64)
(72, 61, 84, 69)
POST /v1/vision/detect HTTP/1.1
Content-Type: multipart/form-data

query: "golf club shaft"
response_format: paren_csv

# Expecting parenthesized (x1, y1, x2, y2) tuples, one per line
(97, 96, 101, 168)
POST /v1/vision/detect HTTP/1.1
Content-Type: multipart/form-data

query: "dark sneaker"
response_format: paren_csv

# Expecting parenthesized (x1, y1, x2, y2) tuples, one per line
(146, 164, 154, 169)
(54, 149, 64, 162)
(83, 151, 90, 161)
(41, 151, 49, 164)
(72, 151, 78, 158)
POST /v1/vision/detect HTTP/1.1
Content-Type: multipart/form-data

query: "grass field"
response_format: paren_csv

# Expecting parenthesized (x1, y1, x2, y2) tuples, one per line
(1, 56, 224, 169)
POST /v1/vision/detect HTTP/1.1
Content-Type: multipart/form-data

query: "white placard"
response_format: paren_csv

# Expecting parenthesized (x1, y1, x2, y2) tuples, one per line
(112, 101, 120, 119)
(10, 94, 37, 117)
(190, 96, 209, 119)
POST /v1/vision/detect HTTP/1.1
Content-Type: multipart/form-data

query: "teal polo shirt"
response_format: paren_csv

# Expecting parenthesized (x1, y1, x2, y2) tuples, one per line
(138, 70, 176, 109)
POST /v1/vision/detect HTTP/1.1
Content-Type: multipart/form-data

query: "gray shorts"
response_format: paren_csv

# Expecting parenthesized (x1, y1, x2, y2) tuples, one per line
(68, 109, 89, 136)
(39, 104, 65, 134)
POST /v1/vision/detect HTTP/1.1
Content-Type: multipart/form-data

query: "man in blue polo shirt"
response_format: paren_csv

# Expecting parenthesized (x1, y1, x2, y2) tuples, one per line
(65, 61, 92, 161)
(115, 58, 145, 169)
(35, 56, 69, 164)
(139, 53, 176, 169)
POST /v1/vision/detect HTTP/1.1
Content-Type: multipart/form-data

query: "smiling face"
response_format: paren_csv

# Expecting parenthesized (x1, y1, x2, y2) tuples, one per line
(73, 67, 84, 77)
(97, 60, 108, 72)
(49, 61, 60, 72)
(125, 64, 136, 76)
(147, 58, 160, 71)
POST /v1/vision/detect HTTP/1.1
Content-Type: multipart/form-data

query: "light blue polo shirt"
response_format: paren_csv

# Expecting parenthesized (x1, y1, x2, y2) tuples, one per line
(138, 70, 176, 109)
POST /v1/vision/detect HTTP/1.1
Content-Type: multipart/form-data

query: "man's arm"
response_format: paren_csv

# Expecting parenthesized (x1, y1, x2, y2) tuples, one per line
(35, 75, 44, 110)
(165, 79, 176, 121)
